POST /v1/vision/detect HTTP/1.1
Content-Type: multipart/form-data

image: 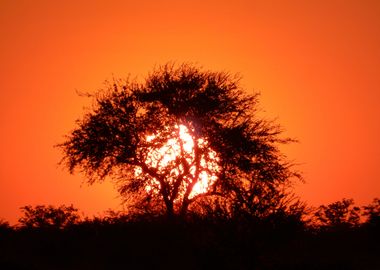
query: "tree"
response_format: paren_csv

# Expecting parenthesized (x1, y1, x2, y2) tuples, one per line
(18, 205, 80, 229)
(363, 198, 380, 226)
(0, 219, 12, 233)
(314, 198, 361, 229)
(58, 63, 300, 218)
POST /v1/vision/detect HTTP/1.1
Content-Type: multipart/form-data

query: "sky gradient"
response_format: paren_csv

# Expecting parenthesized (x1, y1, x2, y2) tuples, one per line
(1, 0, 379, 224)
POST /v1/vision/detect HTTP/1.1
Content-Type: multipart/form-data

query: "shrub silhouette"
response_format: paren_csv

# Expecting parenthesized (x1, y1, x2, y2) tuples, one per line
(363, 197, 380, 227)
(18, 204, 80, 229)
(58, 63, 301, 218)
(314, 198, 361, 229)
(1, 199, 379, 270)
(0, 219, 11, 234)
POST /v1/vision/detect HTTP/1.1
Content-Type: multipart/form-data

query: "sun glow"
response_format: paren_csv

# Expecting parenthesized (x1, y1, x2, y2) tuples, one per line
(136, 124, 219, 200)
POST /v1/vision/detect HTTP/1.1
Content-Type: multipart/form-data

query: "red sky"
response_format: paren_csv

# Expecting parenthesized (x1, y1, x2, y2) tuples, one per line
(1, 0, 379, 224)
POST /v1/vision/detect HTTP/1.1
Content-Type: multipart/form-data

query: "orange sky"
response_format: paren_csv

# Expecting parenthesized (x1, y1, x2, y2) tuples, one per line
(1, 0, 379, 224)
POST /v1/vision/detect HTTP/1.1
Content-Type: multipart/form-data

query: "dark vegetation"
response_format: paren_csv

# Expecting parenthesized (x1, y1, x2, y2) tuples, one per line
(57, 63, 301, 219)
(0, 199, 379, 270)
(1, 64, 378, 269)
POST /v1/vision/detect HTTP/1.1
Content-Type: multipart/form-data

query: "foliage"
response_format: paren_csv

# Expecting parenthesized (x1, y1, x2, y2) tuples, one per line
(2, 207, 380, 270)
(18, 204, 80, 229)
(58, 63, 301, 218)
(2, 198, 380, 269)
(0, 219, 12, 233)
(363, 197, 380, 226)
(314, 198, 361, 229)
(0, 219, 10, 228)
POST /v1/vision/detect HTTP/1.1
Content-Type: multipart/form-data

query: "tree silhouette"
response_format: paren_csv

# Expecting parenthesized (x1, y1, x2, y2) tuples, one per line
(58, 63, 299, 218)
(0, 219, 11, 233)
(314, 198, 361, 229)
(363, 198, 380, 226)
(19, 205, 80, 229)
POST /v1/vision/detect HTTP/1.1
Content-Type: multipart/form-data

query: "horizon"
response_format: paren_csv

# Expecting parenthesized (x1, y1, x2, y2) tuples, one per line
(1, 0, 380, 224)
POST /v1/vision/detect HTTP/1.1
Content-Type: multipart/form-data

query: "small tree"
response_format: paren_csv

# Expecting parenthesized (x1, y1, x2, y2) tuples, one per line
(18, 205, 80, 229)
(0, 219, 12, 233)
(363, 198, 380, 226)
(58, 63, 300, 218)
(314, 198, 361, 229)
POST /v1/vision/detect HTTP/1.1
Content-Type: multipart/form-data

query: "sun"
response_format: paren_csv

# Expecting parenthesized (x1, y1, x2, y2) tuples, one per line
(135, 124, 219, 200)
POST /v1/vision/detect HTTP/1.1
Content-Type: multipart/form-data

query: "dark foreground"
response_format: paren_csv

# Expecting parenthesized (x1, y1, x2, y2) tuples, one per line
(0, 217, 379, 270)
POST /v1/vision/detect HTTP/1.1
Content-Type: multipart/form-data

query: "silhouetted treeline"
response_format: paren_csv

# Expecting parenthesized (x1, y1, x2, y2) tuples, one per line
(0, 198, 379, 270)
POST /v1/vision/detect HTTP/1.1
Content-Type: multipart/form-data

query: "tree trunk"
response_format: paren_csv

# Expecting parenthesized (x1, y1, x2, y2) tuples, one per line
(165, 200, 175, 219)
(180, 199, 189, 218)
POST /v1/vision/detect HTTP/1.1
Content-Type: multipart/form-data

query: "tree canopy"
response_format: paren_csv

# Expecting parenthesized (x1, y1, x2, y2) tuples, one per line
(58, 63, 300, 218)
(314, 198, 361, 229)
(19, 205, 79, 229)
